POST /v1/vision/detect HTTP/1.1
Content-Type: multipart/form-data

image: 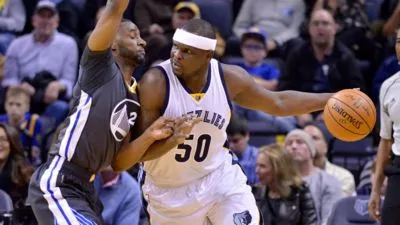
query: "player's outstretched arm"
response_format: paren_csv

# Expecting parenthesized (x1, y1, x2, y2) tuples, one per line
(87, 0, 129, 51)
(111, 117, 175, 172)
(223, 64, 333, 116)
(136, 68, 199, 162)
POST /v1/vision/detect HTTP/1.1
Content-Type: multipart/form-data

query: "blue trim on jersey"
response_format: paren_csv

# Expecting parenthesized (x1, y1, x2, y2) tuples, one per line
(71, 208, 96, 225)
(47, 156, 73, 225)
(154, 66, 170, 115)
(218, 62, 233, 110)
(64, 95, 91, 159)
(177, 63, 212, 94)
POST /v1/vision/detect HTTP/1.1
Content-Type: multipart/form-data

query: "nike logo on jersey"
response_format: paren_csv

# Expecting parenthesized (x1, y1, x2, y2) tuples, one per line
(185, 109, 226, 130)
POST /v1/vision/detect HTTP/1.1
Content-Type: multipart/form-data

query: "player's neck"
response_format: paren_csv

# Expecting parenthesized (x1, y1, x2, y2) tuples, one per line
(116, 60, 135, 84)
(181, 66, 209, 93)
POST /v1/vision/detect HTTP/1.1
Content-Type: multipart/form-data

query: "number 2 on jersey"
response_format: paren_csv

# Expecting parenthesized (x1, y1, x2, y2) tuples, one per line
(175, 134, 211, 162)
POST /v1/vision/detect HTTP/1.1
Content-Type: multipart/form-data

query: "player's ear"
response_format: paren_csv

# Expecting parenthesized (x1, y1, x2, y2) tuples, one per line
(206, 50, 214, 60)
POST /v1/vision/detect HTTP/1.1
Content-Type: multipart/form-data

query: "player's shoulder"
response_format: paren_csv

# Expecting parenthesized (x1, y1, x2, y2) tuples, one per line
(381, 71, 400, 92)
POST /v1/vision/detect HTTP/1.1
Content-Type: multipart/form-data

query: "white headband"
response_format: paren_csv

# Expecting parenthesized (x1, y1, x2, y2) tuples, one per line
(173, 29, 217, 51)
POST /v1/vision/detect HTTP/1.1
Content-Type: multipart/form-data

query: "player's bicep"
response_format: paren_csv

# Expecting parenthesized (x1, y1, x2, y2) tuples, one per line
(223, 64, 280, 113)
(136, 68, 167, 132)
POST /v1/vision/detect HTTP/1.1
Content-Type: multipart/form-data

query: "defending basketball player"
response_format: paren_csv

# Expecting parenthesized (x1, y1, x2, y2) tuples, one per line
(135, 19, 334, 225)
(25, 0, 198, 224)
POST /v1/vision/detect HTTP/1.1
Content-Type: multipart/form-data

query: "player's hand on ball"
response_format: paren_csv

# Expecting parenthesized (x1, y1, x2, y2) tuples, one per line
(173, 114, 201, 144)
(368, 192, 381, 221)
(147, 117, 175, 141)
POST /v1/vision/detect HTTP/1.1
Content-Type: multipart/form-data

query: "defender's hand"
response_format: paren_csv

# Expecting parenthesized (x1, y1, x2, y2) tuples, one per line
(173, 115, 201, 144)
(145, 117, 175, 141)
(107, 0, 129, 14)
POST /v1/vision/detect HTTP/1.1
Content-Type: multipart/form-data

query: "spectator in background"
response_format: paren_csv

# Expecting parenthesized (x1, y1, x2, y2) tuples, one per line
(94, 167, 142, 225)
(358, 159, 388, 196)
(254, 143, 318, 225)
(304, 123, 355, 196)
(148, 1, 201, 67)
(238, 27, 280, 91)
(278, 8, 363, 93)
(0, 123, 34, 209)
(3, 1, 77, 126)
(233, 0, 305, 56)
(0, 0, 26, 55)
(0, 87, 42, 167)
(227, 114, 259, 186)
(284, 129, 344, 225)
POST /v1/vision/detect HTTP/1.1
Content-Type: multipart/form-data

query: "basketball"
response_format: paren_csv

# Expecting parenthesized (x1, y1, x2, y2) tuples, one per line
(323, 89, 376, 142)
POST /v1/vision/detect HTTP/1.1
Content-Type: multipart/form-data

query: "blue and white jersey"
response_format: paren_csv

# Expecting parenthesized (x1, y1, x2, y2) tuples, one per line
(144, 59, 232, 187)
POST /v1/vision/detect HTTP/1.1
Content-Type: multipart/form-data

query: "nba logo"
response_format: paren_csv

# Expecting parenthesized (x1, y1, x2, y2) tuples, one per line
(195, 95, 201, 101)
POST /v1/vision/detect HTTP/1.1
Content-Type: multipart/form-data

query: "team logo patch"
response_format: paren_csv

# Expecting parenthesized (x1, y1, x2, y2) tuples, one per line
(354, 199, 369, 216)
(110, 99, 140, 141)
(233, 210, 252, 225)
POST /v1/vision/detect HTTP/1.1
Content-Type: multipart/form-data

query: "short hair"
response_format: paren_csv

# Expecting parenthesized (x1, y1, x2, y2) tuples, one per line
(6, 87, 30, 103)
(227, 114, 248, 136)
(181, 18, 216, 39)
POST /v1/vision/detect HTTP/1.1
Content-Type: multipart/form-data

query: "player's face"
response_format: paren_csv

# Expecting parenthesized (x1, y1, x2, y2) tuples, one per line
(256, 153, 274, 185)
(115, 22, 146, 65)
(5, 95, 29, 123)
(0, 127, 10, 162)
(228, 133, 249, 154)
(284, 136, 312, 162)
(396, 30, 400, 61)
(32, 9, 59, 37)
(170, 41, 211, 77)
(241, 38, 266, 65)
(309, 10, 336, 47)
(172, 10, 195, 30)
(304, 126, 327, 158)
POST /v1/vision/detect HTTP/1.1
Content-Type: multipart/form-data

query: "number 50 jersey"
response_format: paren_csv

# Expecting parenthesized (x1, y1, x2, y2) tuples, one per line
(144, 59, 232, 188)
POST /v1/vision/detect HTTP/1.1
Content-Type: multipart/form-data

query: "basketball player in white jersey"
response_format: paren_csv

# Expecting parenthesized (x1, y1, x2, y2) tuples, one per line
(137, 19, 333, 225)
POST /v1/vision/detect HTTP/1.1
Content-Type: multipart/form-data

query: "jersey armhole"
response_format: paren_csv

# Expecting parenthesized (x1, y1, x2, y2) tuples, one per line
(153, 66, 170, 115)
(218, 62, 233, 110)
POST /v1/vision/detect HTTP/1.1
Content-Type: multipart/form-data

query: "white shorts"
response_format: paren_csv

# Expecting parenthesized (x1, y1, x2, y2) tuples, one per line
(142, 158, 260, 225)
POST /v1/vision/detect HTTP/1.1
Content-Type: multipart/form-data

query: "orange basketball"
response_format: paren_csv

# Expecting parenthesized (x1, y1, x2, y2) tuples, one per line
(323, 89, 376, 142)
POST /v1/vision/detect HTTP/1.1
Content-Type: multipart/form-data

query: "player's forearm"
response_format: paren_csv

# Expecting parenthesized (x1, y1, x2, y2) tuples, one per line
(87, 0, 129, 51)
(272, 91, 332, 116)
(372, 139, 392, 194)
(139, 136, 180, 162)
(111, 132, 155, 172)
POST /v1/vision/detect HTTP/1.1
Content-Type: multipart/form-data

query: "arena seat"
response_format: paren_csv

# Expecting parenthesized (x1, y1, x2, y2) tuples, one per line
(327, 195, 379, 225)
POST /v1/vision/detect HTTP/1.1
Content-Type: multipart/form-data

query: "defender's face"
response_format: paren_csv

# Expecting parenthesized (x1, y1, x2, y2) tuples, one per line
(170, 41, 210, 77)
(115, 22, 146, 65)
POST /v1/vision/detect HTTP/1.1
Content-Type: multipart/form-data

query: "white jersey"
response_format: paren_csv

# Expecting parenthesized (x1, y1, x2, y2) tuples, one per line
(144, 59, 232, 187)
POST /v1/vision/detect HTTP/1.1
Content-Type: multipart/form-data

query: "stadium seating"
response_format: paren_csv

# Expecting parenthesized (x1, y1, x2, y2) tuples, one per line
(327, 195, 379, 225)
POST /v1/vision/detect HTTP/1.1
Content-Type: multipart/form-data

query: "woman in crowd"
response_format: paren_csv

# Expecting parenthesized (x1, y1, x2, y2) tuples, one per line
(254, 143, 318, 225)
(0, 123, 34, 208)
